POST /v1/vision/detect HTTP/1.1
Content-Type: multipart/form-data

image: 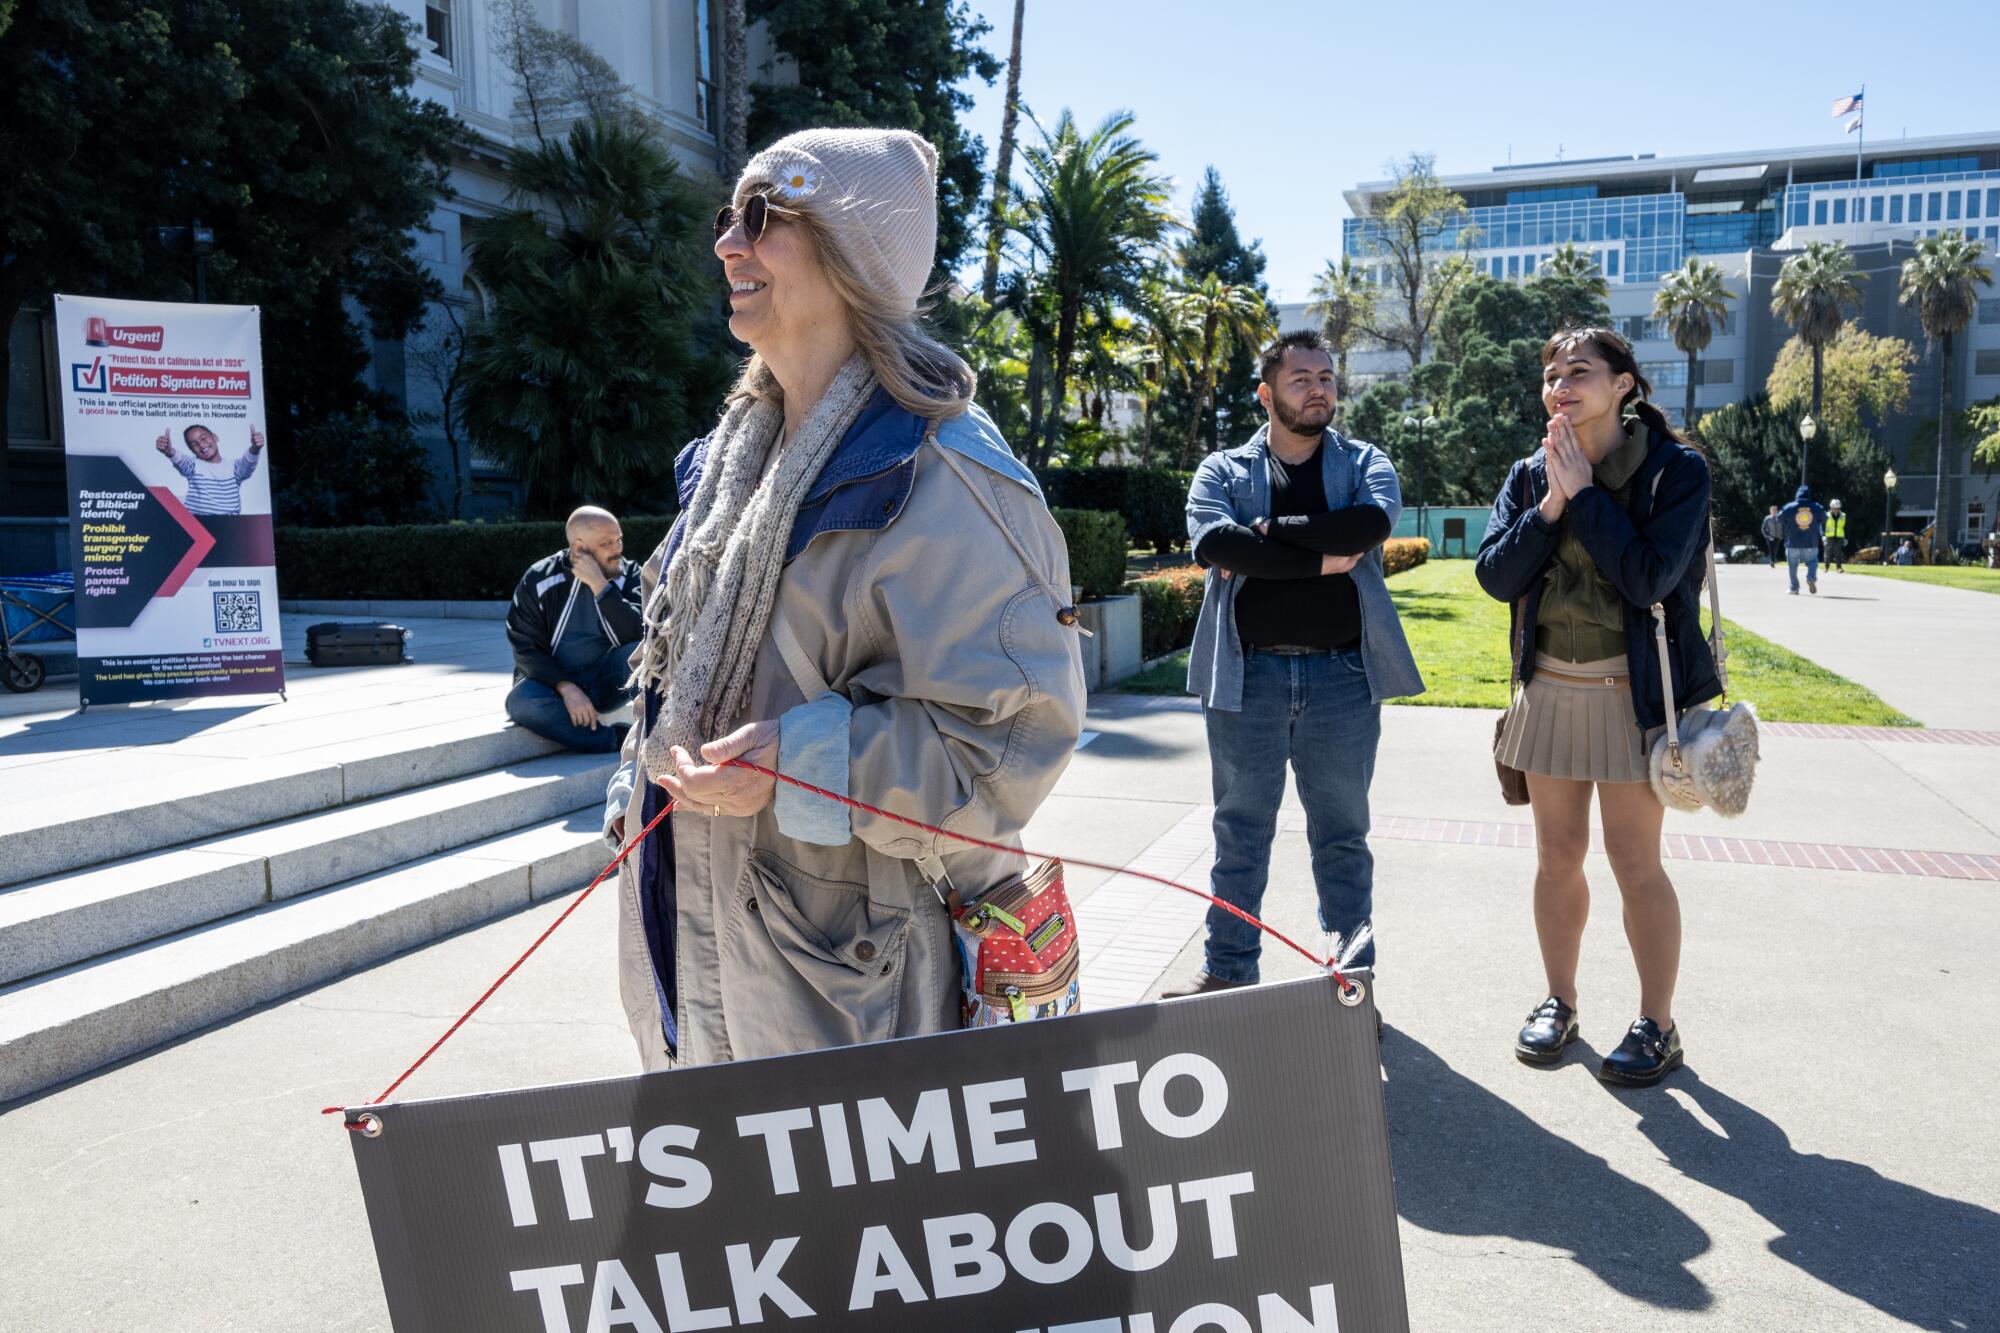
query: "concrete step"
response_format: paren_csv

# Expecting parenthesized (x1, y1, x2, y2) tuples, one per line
(0, 712, 573, 890)
(0, 809, 611, 1105)
(0, 749, 618, 985)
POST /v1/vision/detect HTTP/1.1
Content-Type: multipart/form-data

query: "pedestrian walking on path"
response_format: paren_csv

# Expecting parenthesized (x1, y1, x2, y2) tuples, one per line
(1161, 328, 1423, 1000)
(1760, 505, 1783, 566)
(1823, 497, 1848, 571)
(613, 127, 1086, 1071)
(1780, 485, 1827, 594)
(1477, 327, 1719, 1086)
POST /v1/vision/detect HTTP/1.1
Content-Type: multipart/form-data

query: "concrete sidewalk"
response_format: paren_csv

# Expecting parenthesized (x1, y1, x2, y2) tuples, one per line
(4, 695, 1995, 1331)
(1714, 563, 2000, 731)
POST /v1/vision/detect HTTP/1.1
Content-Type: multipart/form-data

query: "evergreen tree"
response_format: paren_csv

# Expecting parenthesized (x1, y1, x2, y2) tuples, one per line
(747, 0, 1001, 273)
(1349, 271, 1611, 506)
(1158, 168, 1269, 452)
(0, 0, 460, 518)
(459, 121, 736, 517)
(1702, 395, 1888, 547)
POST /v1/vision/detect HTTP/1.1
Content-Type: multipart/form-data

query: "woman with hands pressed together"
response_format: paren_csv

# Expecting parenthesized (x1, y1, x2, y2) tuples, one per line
(1475, 328, 1719, 1087)
(609, 128, 1086, 1070)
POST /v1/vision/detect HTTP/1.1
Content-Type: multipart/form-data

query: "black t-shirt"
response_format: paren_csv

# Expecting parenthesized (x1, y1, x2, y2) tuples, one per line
(1193, 441, 1392, 651)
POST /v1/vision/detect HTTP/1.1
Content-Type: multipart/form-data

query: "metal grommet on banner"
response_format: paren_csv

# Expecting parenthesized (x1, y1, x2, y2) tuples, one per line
(1336, 978, 1366, 1008)
(356, 1112, 384, 1139)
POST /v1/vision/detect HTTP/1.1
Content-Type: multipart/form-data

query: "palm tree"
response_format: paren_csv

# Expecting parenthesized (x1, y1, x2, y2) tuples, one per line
(461, 120, 724, 514)
(1900, 229, 1994, 553)
(1167, 274, 1272, 467)
(1012, 109, 1176, 469)
(980, 0, 1027, 302)
(719, 0, 748, 176)
(1653, 257, 1735, 430)
(1306, 255, 1376, 412)
(1771, 240, 1864, 475)
(1130, 270, 1198, 464)
(1542, 241, 1609, 293)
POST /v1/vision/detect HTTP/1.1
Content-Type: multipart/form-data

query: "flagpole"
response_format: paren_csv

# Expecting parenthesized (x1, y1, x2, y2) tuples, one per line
(1855, 83, 1865, 243)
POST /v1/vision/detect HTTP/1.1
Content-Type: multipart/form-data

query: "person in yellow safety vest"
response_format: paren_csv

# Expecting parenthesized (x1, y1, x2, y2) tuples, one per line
(1824, 498, 1848, 571)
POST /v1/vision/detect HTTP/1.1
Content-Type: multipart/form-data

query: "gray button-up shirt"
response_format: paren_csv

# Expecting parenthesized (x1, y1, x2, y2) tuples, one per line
(1184, 425, 1426, 711)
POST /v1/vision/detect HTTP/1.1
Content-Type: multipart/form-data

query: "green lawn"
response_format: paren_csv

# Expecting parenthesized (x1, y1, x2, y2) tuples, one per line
(1117, 559, 1919, 728)
(1843, 563, 2000, 595)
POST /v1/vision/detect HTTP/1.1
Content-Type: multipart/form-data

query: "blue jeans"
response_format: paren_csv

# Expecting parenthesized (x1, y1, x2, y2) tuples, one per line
(1201, 647, 1382, 983)
(1786, 546, 1819, 592)
(505, 644, 635, 753)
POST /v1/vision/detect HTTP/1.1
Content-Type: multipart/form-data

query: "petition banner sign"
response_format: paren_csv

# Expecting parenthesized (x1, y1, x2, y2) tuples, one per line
(344, 977, 1408, 1332)
(54, 295, 283, 706)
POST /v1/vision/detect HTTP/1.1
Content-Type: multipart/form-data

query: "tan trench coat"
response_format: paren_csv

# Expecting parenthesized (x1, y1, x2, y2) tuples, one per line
(611, 402, 1087, 1070)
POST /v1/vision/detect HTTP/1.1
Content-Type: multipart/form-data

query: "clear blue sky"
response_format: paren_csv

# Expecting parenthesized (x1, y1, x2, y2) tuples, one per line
(954, 0, 1999, 302)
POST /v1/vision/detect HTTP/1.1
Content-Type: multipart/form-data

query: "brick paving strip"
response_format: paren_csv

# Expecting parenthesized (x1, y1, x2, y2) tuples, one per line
(1078, 698, 1997, 997)
(1350, 815, 1999, 882)
(1077, 807, 1996, 1006)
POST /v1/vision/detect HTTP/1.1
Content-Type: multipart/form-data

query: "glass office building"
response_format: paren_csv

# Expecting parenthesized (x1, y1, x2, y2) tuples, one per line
(1332, 131, 2000, 547)
(1342, 136, 2000, 288)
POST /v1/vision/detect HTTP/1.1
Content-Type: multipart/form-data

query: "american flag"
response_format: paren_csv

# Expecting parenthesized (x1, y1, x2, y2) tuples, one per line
(1831, 92, 1864, 117)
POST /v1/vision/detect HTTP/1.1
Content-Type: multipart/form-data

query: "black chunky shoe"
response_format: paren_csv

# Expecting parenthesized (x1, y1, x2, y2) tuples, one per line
(1599, 1017, 1683, 1086)
(1514, 996, 1579, 1066)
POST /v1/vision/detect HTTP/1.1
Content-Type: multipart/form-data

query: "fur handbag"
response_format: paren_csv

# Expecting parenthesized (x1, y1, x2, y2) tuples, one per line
(1648, 530, 1760, 815)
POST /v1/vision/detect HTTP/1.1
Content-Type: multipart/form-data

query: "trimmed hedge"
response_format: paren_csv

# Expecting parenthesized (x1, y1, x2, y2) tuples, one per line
(275, 517, 678, 600)
(1040, 467, 1191, 554)
(1132, 565, 1205, 659)
(1384, 537, 1429, 577)
(1131, 539, 1430, 660)
(1051, 508, 1128, 600)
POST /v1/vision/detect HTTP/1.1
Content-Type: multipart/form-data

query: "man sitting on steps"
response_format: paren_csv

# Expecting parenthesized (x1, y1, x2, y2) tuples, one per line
(504, 506, 644, 753)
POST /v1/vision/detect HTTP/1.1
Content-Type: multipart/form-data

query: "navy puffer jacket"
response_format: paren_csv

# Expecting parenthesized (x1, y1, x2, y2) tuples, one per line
(1474, 427, 1720, 731)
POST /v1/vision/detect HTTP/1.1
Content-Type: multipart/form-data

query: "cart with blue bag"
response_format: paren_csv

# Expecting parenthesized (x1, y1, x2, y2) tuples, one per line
(1, 573, 76, 693)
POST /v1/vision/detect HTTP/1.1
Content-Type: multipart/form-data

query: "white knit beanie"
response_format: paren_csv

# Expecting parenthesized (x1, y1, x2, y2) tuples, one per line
(736, 127, 940, 314)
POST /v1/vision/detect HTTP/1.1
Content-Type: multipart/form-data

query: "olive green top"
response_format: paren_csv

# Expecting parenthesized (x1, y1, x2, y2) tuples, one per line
(1535, 422, 1648, 663)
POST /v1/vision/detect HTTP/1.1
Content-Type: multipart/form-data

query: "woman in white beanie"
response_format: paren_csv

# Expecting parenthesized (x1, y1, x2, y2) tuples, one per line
(609, 127, 1089, 1069)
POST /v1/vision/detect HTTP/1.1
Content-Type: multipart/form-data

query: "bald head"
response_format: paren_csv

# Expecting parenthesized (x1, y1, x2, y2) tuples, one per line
(566, 506, 618, 543)
(566, 506, 624, 581)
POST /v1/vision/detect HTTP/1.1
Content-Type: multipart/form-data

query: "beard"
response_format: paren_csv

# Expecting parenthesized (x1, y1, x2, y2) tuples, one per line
(1273, 396, 1333, 436)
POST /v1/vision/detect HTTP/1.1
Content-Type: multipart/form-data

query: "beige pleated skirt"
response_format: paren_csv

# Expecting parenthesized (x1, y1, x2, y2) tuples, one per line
(1497, 653, 1663, 784)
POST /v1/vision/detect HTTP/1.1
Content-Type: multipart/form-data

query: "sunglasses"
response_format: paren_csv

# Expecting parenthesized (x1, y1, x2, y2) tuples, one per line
(713, 192, 790, 244)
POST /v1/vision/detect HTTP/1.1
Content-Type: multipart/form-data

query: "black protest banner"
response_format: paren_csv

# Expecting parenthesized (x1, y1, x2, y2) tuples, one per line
(344, 975, 1407, 1332)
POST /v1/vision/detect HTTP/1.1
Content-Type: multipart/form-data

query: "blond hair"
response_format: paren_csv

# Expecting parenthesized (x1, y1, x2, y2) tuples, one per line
(728, 201, 974, 422)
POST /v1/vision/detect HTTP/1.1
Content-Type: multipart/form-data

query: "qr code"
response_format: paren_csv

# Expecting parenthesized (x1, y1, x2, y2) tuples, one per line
(213, 592, 262, 633)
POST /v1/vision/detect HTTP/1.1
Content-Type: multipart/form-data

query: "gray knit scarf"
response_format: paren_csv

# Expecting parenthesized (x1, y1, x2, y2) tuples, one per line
(635, 354, 877, 781)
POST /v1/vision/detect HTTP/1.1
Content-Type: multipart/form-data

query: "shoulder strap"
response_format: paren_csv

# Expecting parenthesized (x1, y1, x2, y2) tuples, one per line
(1705, 523, 1729, 698)
(1651, 456, 1730, 699)
(1651, 603, 1685, 773)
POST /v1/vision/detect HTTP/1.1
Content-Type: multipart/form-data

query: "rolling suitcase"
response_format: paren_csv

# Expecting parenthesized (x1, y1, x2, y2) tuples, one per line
(305, 621, 411, 667)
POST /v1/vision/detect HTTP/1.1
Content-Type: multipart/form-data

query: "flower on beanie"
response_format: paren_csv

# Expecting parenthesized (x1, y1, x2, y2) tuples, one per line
(769, 163, 818, 200)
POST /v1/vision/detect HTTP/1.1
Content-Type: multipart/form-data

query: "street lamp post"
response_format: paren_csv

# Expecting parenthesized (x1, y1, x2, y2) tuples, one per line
(155, 217, 217, 303)
(1882, 466, 1898, 563)
(1402, 412, 1439, 545)
(1798, 412, 1818, 488)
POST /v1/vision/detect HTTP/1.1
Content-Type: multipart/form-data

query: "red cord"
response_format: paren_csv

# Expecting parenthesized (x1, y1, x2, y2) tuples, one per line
(321, 800, 675, 1124)
(324, 758, 1353, 1125)
(727, 760, 1348, 983)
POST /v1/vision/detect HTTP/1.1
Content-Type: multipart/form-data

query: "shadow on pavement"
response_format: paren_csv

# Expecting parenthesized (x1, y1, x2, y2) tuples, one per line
(1380, 1027, 1713, 1311)
(1630, 1072, 2000, 1331)
(0, 703, 266, 755)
